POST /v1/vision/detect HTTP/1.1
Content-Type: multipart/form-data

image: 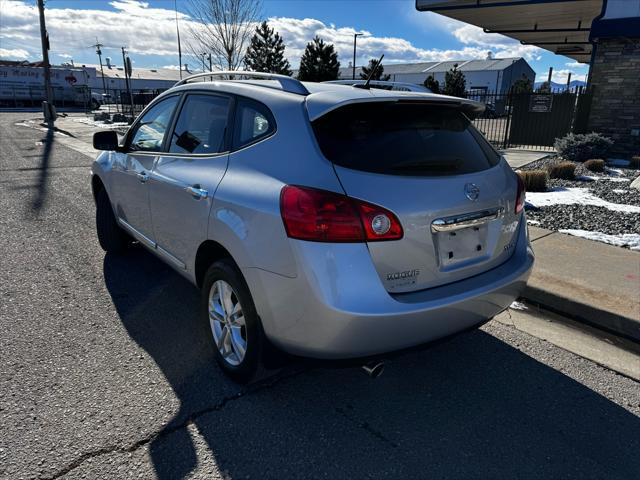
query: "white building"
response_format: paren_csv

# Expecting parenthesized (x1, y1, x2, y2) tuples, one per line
(340, 57, 535, 95)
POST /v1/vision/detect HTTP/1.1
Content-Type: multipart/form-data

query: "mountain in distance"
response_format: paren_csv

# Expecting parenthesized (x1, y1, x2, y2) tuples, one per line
(534, 80, 587, 91)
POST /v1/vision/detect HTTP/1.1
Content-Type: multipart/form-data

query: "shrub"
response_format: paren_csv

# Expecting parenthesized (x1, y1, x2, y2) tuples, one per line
(517, 170, 548, 192)
(583, 159, 605, 172)
(630, 156, 640, 169)
(554, 132, 613, 162)
(547, 161, 576, 179)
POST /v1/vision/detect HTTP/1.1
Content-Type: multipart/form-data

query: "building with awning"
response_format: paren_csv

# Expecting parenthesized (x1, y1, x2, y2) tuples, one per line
(416, 0, 640, 156)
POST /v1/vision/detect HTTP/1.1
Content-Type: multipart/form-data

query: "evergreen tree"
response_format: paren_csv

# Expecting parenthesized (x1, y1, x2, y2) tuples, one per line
(511, 74, 533, 93)
(359, 58, 390, 81)
(536, 81, 551, 93)
(443, 64, 466, 97)
(297, 36, 340, 82)
(423, 75, 440, 93)
(244, 21, 292, 75)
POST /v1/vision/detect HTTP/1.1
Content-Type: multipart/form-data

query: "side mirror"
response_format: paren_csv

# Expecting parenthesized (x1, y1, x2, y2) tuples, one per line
(93, 130, 120, 151)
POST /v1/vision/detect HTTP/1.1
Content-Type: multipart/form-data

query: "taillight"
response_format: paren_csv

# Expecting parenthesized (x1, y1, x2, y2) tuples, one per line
(515, 174, 526, 214)
(280, 185, 403, 242)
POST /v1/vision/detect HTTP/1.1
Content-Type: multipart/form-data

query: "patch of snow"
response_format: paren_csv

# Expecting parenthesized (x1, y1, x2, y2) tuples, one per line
(526, 187, 640, 213)
(605, 167, 624, 177)
(559, 229, 640, 251)
(612, 189, 628, 194)
(607, 158, 630, 167)
(73, 117, 129, 129)
(526, 219, 541, 225)
(509, 301, 528, 311)
(576, 175, 629, 183)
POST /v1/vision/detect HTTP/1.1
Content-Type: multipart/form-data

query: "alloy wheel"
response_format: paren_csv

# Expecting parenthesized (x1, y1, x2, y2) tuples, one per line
(208, 280, 247, 366)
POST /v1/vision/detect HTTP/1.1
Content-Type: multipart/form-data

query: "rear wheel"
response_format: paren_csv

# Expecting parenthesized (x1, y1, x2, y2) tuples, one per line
(96, 188, 128, 253)
(201, 259, 263, 383)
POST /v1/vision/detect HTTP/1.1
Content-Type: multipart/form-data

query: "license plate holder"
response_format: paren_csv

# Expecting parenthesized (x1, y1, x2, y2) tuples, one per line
(436, 224, 488, 268)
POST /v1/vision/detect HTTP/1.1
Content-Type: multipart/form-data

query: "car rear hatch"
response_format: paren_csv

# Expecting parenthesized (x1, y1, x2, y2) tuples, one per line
(308, 93, 521, 293)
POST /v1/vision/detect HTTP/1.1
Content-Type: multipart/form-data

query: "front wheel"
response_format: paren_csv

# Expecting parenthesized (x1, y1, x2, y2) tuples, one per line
(96, 188, 128, 253)
(201, 259, 264, 383)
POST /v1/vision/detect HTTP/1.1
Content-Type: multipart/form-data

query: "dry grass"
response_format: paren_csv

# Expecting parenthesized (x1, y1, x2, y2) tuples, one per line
(583, 159, 605, 172)
(630, 156, 640, 169)
(517, 170, 548, 192)
(547, 161, 576, 180)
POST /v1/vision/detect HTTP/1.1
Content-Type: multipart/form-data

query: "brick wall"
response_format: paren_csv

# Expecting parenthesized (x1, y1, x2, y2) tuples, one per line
(588, 38, 640, 157)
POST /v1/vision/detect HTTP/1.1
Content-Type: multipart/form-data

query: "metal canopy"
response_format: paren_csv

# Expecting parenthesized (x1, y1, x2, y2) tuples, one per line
(416, 0, 604, 63)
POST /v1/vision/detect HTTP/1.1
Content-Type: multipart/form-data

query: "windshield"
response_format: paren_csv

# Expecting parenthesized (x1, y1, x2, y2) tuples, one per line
(312, 102, 500, 176)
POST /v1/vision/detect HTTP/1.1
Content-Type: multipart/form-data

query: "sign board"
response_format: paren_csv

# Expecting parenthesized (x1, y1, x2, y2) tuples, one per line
(529, 94, 554, 113)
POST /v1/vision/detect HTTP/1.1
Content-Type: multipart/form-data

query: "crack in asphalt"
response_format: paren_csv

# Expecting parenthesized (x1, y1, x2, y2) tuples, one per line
(335, 405, 399, 448)
(42, 368, 307, 480)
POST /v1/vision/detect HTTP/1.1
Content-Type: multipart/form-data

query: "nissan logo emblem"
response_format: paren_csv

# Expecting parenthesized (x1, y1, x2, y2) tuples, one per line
(464, 183, 480, 201)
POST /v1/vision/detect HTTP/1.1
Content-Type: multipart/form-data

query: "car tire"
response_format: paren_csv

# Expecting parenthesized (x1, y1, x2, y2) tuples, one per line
(201, 259, 263, 383)
(96, 188, 128, 253)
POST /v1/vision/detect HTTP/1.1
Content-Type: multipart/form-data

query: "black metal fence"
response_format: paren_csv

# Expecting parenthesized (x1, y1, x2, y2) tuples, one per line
(471, 87, 593, 151)
(90, 87, 168, 118)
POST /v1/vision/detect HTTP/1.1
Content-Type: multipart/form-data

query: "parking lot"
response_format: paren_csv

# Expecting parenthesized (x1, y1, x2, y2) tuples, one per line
(1, 112, 639, 479)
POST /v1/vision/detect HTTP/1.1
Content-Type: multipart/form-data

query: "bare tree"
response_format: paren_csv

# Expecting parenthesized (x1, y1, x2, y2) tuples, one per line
(186, 0, 262, 71)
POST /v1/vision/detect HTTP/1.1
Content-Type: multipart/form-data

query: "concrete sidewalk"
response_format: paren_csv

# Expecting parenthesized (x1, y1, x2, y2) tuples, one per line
(525, 226, 640, 342)
(501, 149, 550, 169)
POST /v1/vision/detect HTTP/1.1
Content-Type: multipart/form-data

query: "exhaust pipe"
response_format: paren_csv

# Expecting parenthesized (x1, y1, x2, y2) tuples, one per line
(362, 361, 385, 378)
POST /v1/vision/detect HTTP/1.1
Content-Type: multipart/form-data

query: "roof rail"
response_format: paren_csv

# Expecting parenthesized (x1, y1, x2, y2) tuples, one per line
(174, 71, 310, 95)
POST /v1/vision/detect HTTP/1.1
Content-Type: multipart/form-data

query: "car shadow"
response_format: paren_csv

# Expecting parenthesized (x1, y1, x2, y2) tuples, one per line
(103, 249, 640, 480)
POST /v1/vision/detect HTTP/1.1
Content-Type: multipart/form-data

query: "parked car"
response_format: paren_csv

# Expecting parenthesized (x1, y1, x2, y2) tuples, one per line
(91, 72, 534, 382)
(325, 79, 432, 93)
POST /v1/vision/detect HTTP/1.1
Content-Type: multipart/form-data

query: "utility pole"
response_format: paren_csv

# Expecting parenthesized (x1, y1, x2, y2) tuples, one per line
(92, 39, 107, 94)
(37, 0, 54, 126)
(121, 47, 134, 117)
(352, 33, 363, 80)
(208, 53, 212, 72)
(201, 53, 207, 72)
(174, 0, 182, 79)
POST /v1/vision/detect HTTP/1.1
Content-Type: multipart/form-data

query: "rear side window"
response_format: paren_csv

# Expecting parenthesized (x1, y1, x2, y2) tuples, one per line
(312, 102, 500, 176)
(233, 98, 275, 149)
(169, 94, 231, 155)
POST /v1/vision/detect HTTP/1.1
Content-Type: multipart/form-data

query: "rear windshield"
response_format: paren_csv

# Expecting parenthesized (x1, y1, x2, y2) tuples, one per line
(312, 102, 500, 176)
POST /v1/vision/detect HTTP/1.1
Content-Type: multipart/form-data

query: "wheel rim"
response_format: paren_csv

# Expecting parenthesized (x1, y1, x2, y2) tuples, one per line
(208, 280, 247, 366)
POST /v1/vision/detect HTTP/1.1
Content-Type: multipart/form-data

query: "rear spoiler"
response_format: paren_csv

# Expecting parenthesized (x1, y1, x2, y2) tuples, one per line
(306, 95, 485, 121)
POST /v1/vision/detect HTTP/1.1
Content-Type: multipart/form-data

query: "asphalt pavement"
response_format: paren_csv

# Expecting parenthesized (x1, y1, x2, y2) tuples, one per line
(1, 112, 639, 480)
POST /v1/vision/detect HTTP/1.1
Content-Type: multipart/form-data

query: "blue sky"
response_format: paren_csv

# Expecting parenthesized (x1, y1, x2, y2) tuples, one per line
(0, 0, 589, 83)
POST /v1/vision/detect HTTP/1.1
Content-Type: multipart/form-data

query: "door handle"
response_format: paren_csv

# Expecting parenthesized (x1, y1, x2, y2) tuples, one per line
(185, 185, 209, 200)
(137, 171, 149, 183)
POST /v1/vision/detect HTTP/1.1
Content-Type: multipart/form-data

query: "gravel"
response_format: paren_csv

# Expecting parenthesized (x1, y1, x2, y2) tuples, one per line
(520, 156, 640, 242)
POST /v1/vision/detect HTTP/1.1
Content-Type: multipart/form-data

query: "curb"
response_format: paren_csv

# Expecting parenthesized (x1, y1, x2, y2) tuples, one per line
(522, 285, 640, 343)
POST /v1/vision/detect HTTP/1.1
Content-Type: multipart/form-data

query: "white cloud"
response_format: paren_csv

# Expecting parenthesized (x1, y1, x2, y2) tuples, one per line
(565, 61, 588, 68)
(0, 0, 545, 69)
(535, 69, 587, 83)
(161, 64, 181, 70)
(0, 47, 30, 59)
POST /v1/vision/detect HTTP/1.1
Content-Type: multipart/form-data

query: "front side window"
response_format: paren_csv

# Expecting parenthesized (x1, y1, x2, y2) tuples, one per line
(233, 98, 276, 149)
(128, 96, 179, 152)
(169, 94, 231, 155)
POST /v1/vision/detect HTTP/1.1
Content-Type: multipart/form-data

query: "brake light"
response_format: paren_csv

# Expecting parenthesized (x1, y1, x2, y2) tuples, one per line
(280, 185, 403, 242)
(515, 174, 526, 214)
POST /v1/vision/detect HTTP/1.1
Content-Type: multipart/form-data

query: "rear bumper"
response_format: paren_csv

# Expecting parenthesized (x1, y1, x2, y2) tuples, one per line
(244, 221, 534, 359)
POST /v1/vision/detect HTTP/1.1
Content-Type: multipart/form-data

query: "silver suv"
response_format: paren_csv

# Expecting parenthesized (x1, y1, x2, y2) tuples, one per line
(91, 72, 534, 382)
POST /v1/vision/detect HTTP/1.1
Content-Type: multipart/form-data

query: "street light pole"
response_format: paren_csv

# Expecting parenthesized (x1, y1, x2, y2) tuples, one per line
(353, 33, 363, 80)
(37, 0, 54, 126)
(174, 0, 183, 79)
